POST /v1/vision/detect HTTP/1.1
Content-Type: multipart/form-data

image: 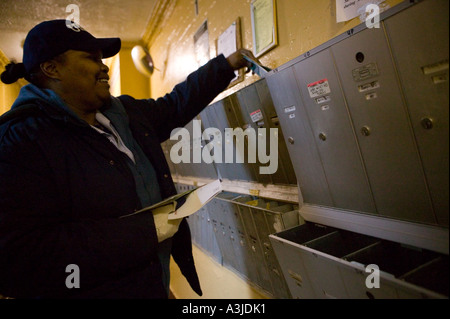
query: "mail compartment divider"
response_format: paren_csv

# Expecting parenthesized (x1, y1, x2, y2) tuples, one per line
(269, 222, 448, 299)
(343, 241, 439, 278)
(401, 256, 449, 297)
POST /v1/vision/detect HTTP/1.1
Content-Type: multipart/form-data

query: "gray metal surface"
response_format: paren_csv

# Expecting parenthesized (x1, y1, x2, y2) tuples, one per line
(234, 80, 297, 186)
(201, 98, 257, 182)
(331, 26, 434, 223)
(384, 0, 449, 226)
(270, 222, 448, 299)
(293, 48, 376, 213)
(265, 68, 334, 206)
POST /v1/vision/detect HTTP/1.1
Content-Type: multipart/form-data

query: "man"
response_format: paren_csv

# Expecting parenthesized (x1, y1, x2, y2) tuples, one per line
(0, 19, 255, 298)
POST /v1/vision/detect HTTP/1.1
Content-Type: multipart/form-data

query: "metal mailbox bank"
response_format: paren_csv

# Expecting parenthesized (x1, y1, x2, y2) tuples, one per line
(165, 0, 448, 299)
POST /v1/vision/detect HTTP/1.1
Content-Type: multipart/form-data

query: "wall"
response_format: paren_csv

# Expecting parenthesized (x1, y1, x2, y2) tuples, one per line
(104, 55, 122, 98)
(104, 42, 151, 99)
(146, 0, 403, 101)
(0, 49, 23, 115)
(118, 42, 151, 99)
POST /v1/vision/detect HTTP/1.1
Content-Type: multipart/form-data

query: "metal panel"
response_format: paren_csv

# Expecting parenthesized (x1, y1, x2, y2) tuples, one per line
(296, 229, 380, 298)
(265, 67, 333, 206)
(384, 0, 449, 226)
(201, 99, 257, 182)
(250, 204, 291, 298)
(271, 222, 448, 299)
(271, 1, 417, 74)
(338, 265, 399, 299)
(207, 198, 239, 271)
(221, 90, 262, 183)
(229, 201, 262, 285)
(254, 80, 298, 186)
(269, 223, 339, 298)
(296, 247, 350, 298)
(235, 200, 273, 293)
(269, 236, 318, 298)
(293, 49, 376, 213)
(199, 204, 222, 262)
(219, 199, 248, 276)
(182, 119, 219, 179)
(234, 79, 297, 185)
(210, 193, 262, 284)
(205, 194, 301, 298)
(331, 26, 435, 223)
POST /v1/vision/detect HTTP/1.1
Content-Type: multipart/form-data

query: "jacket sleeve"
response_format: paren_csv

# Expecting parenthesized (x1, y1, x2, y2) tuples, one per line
(119, 54, 236, 143)
(0, 129, 161, 298)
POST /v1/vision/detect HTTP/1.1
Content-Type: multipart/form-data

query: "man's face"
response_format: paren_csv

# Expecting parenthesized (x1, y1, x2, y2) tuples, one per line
(56, 49, 111, 112)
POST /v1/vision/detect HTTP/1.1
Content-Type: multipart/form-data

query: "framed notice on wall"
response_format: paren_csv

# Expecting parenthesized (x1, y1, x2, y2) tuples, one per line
(250, 0, 278, 57)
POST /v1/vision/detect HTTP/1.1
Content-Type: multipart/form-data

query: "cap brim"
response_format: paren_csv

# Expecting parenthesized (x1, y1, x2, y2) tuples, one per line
(76, 37, 121, 58)
(96, 38, 121, 58)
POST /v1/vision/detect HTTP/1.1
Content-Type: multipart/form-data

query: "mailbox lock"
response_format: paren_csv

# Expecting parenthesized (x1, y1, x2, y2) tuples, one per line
(361, 126, 371, 136)
(421, 117, 434, 130)
(288, 137, 295, 144)
(318, 132, 327, 141)
(356, 52, 365, 63)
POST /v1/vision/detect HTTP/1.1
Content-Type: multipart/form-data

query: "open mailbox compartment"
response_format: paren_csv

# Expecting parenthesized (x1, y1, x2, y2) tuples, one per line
(269, 222, 448, 299)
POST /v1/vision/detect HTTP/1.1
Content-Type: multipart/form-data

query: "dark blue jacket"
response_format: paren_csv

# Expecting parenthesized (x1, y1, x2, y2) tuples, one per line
(0, 55, 235, 298)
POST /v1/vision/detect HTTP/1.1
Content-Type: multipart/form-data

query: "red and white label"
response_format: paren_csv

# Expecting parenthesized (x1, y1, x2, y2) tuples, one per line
(250, 109, 263, 123)
(307, 78, 331, 98)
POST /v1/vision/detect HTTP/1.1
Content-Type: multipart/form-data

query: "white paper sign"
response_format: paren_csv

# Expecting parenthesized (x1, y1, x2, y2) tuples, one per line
(336, 0, 385, 23)
(218, 22, 238, 80)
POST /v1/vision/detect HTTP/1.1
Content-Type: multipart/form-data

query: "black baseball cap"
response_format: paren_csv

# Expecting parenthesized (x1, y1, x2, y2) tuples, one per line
(1, 19, 121, 84)
(23, 19, 121, 73)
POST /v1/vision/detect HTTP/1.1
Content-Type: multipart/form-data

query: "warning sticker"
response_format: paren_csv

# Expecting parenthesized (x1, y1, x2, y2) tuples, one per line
(250, 109, 263, 123)
(307, 79, 331, 98)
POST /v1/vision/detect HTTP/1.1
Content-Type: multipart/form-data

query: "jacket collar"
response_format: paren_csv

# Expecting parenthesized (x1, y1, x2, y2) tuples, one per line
(12, 83, 115, 128)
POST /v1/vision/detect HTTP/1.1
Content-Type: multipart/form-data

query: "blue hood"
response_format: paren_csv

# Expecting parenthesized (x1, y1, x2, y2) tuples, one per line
(11, 83, 125, 123)
(12, 83, 81, 119)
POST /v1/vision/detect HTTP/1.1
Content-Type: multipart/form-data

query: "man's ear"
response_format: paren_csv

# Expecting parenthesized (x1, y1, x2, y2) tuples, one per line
(39, 60, 61, 80)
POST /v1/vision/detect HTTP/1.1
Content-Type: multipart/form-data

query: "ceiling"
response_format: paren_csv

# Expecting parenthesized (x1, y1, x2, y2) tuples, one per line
(0, 0, 158, 62)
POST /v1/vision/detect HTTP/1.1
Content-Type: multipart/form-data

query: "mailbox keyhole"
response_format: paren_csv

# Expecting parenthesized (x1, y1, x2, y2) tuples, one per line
(356, 52, 365, 63)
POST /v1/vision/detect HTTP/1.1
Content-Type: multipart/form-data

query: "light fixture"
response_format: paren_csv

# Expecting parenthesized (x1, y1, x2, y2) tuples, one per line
(131, 45, 154, 77)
